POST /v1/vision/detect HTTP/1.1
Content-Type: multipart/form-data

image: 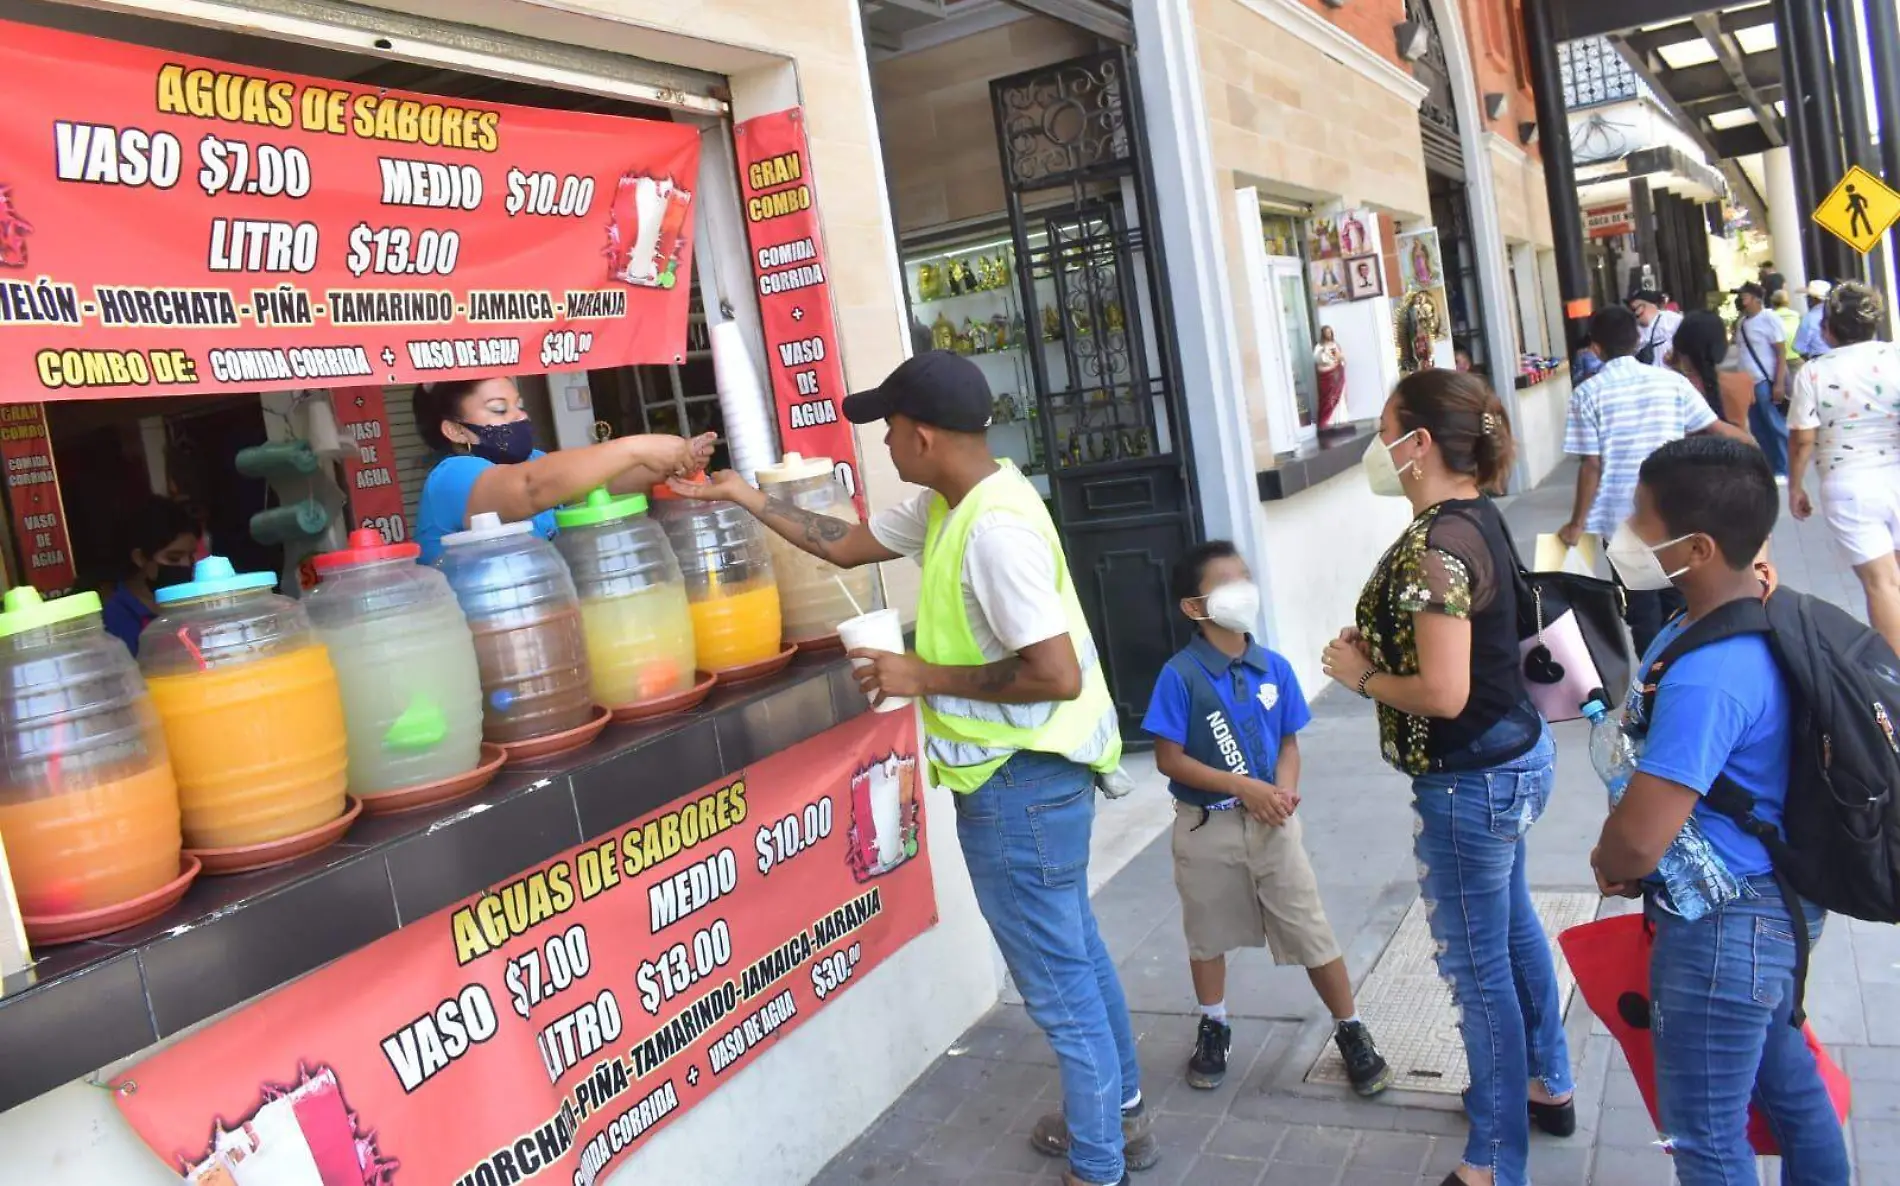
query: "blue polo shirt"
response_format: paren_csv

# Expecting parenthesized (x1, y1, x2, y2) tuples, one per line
(1142, 634, 1310, 806)
(415, 451, 557, 565)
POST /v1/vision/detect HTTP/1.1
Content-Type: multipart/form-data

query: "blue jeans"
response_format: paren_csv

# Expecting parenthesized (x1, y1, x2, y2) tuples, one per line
(1751, 380, 1790, 476)
(1651, 877, 1848, 1184)
(954, 752, 1139, 1185)
(1412, 723, 1572, 1186)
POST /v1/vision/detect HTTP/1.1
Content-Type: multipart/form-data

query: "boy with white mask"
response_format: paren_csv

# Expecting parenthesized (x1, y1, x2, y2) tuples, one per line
(1139, 541, 1391, 1096)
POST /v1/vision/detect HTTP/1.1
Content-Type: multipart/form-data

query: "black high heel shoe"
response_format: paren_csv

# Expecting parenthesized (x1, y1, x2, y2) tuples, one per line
(1529, 1096, 1578, 1137)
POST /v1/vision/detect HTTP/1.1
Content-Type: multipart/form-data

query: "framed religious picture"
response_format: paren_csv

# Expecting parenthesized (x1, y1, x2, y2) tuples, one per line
(1395, 228, 1444, 292)
(1338, 212, 1371, 257)
(1310, 259, 1348, 305)
(1345, 253, 1384, 300)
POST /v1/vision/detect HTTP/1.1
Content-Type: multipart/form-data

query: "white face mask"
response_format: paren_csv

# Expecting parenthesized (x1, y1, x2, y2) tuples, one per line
(1605, 522, 1695, 591)
(1364, 430, 1418, 498)
(1193, 580, 1260, 634)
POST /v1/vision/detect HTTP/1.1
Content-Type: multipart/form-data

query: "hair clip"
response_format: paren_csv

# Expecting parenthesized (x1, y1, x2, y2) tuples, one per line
(1480, 412, 1497, 435)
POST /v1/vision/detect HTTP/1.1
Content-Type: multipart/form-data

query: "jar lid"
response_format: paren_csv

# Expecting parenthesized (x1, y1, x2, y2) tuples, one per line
(154, 556, 278, 604)
(313, 528, 421, 573)
(554, 487, 649, 528)
(646, 471, 705, 502)
(756, 452, 834, 485)
(0, 586, 103, 638)
(441, 511, 535, 547)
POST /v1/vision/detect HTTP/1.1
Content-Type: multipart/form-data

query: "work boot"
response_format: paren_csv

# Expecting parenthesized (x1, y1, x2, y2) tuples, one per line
(1030, 1099, 1158, 1170)
(1335, 1019, 1394, 1097)
(1186, 1015, 1232, 1090)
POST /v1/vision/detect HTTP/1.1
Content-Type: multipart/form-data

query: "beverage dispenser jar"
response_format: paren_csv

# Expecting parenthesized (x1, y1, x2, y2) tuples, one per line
(435, 512, 595, 743)
(0, 587, 183, 921)
(306, 529, 485, 798)
(649, 477, 784, 674)
(553, 489, 698, 707)
(139, 557, 349, 850)
(754, 452, 877, 644)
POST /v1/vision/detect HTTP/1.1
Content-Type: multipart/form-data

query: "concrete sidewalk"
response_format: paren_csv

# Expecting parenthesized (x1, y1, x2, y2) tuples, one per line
(813, 463, 1898, 1186)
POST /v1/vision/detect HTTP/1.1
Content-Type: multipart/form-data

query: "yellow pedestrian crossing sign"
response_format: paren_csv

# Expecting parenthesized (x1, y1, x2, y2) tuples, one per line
(1814, 166, 1900, 255)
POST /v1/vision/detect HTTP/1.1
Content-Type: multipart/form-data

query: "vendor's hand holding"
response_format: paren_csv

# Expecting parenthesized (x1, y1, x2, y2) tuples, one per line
(678, 432, 718, 474)
(1320, 636, 1373, 693)
(847, 648, 927, 706)
(667, 467, 751, 503)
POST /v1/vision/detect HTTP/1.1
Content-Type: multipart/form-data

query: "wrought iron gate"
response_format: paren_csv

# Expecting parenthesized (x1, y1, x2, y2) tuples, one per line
(989, 48, 1201, 738)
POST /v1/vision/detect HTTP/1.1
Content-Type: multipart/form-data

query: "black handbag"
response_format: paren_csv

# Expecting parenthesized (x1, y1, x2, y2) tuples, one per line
(1502, 527, 1634, 714)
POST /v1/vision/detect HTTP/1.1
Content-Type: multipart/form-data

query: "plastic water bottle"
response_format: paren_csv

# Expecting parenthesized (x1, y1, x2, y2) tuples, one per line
(1581, 695, 1742, 921)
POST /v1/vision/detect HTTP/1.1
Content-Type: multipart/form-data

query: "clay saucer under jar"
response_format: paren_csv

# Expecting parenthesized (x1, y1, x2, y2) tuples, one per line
(494, 703, 612, 765)
(358, 744, 507, 816)
(606, 672, 718, 724)
(22, 854, 204, 946)
(793, 632, 843, 654)
(709, 643, 798, 686)
(187, 796, 364, 876)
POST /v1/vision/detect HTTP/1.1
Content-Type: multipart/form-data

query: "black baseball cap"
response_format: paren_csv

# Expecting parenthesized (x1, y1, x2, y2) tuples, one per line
(842, 351, 994, 432)
(1733, 281, 1766, 299)
(1627, 288, 1663, 306)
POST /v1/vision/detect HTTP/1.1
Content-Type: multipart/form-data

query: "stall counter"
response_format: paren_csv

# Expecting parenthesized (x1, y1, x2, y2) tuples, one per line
(0, 654, 1005, 1185)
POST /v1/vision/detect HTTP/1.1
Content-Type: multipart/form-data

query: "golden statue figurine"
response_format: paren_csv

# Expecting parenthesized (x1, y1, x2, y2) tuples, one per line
(917, 262, 943, 302)
(931, 311, 956, 352)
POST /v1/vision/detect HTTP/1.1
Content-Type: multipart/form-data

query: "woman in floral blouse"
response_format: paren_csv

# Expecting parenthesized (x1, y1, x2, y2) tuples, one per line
(1788, 282, 1900, 650)
(1320, 370, 1571, 1186)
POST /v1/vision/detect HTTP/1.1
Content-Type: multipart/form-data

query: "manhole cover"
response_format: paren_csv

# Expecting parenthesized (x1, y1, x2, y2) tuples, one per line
(1305, 892, 1600, 1095)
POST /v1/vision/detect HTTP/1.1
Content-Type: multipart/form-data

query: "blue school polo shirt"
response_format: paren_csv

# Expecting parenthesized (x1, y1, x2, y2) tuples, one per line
(415, 451, 557, 565)
(1142, 634, 1311, 807)
(1628, 615, 1792, 877)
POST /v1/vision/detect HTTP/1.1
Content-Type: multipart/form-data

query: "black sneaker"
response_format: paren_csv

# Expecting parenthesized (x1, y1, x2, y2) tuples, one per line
(1334, 1020, 1394, 1097)
(1186, 1016, 1231, 1090)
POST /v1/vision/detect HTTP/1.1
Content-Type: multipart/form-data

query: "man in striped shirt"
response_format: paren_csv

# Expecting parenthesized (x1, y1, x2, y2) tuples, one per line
(1559, 306, 1754, 652)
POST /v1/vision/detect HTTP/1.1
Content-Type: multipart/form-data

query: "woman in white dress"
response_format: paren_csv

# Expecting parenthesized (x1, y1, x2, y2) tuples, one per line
(1788, 282, 1900, 648)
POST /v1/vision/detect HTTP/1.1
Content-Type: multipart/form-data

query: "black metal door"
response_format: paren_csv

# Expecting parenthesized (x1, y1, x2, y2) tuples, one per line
(990, 49, 1201, 739)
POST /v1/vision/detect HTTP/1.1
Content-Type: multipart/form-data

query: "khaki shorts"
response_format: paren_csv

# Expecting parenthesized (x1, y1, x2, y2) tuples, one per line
(1171, 802, 1341, 967)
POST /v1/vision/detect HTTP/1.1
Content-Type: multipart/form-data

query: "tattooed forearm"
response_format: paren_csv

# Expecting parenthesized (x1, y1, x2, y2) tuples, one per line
(760, 495, 851, 558)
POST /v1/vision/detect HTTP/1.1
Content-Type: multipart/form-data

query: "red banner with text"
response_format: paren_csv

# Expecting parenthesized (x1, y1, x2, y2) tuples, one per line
(733, 108, 865, 513)
(331, 386, 407, 545)
(0, 19, 701, 403)
(115, 710, 933, 1186)
(0, 404, 75, 592)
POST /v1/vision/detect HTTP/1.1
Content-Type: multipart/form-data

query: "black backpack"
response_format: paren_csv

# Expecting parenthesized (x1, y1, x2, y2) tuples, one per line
(1641, 589, 1900, 1023)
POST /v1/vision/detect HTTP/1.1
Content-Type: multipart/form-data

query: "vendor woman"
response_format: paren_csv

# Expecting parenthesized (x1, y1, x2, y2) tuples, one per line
(103, 496, 202, 656)
(413, 377, 714, 563)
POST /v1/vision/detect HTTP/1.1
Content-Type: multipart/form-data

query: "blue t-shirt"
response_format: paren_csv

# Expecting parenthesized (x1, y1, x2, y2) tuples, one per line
(1142, 634, 1311, 803)
(415, 450, 557, 565)
(1629, 614, 1792, 877)
(101, 583, 154, 657)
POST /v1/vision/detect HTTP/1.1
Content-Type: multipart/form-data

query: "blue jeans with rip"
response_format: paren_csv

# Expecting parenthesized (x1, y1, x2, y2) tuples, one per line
(1651, 877, 1848, 1185)
(1751, 379, 1790, 476)
(954, 751, 1139, 1185)
(1411, 723, 1573, 1186)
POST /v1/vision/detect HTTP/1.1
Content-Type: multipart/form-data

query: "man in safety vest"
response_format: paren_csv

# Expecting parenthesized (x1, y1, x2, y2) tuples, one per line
(671, 351, 1142, 1186)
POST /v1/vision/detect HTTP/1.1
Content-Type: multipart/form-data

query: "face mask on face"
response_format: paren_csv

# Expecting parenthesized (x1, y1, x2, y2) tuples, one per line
(1364, 430, 1418, 498)
(151, 563, 193, 590)
(458, 418, 536, 465)
(1193, 580, 1260, 634)
(1605, 522, 1695, 591)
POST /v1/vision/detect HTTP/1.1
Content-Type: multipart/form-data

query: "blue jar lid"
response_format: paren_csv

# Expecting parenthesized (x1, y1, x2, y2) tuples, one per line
(154, 555, 279, 604)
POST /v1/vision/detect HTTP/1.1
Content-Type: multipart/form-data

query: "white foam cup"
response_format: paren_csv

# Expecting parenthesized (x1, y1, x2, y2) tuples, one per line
(837, 608, 911, 713)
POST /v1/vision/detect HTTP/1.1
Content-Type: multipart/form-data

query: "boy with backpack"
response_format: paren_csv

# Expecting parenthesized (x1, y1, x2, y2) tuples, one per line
(1139, 541, 1391, 1097)
(1592, 436, 1849, 1183)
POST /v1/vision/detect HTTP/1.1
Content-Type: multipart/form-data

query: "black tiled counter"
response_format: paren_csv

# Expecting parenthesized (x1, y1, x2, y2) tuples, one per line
(0, 654, 863, 1113)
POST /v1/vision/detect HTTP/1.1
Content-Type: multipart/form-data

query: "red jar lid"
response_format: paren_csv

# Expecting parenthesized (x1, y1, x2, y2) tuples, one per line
(312, 527, 421, 572)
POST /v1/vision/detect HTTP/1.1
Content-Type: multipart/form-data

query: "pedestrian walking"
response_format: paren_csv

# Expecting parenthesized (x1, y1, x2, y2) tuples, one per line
(1627, 288, 1680, 368)
(1141, 540, 1391, 1098)
(1664, 310, 1733, 423)
(1794, 279, 1831, 362)
(1592, 436, 1849, 1185)
(1320, 370, 1573, 1186)
(671, 351, 1137, 1186)
(1788, 281, 1900, 651)
(1734, 282, 1791, 475)
(1559, 306, 1752, 656)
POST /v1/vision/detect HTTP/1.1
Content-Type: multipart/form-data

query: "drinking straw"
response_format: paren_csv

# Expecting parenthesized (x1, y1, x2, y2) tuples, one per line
(834, 575, 864, 619)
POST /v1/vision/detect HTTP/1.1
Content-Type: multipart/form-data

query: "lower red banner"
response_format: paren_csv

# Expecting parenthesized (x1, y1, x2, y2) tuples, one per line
(114, 709, 934, 1186)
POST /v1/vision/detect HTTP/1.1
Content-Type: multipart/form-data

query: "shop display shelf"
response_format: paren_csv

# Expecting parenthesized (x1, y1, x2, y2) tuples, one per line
(0, 653, 864, 1114)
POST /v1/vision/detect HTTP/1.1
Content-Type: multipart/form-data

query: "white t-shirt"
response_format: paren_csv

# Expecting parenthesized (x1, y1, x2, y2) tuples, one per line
(869, 469, 1069, 661)
(1736, 310, 1786, 383)
(1789, 340, 1900, 475)
(1639, 308, 1682, 368)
